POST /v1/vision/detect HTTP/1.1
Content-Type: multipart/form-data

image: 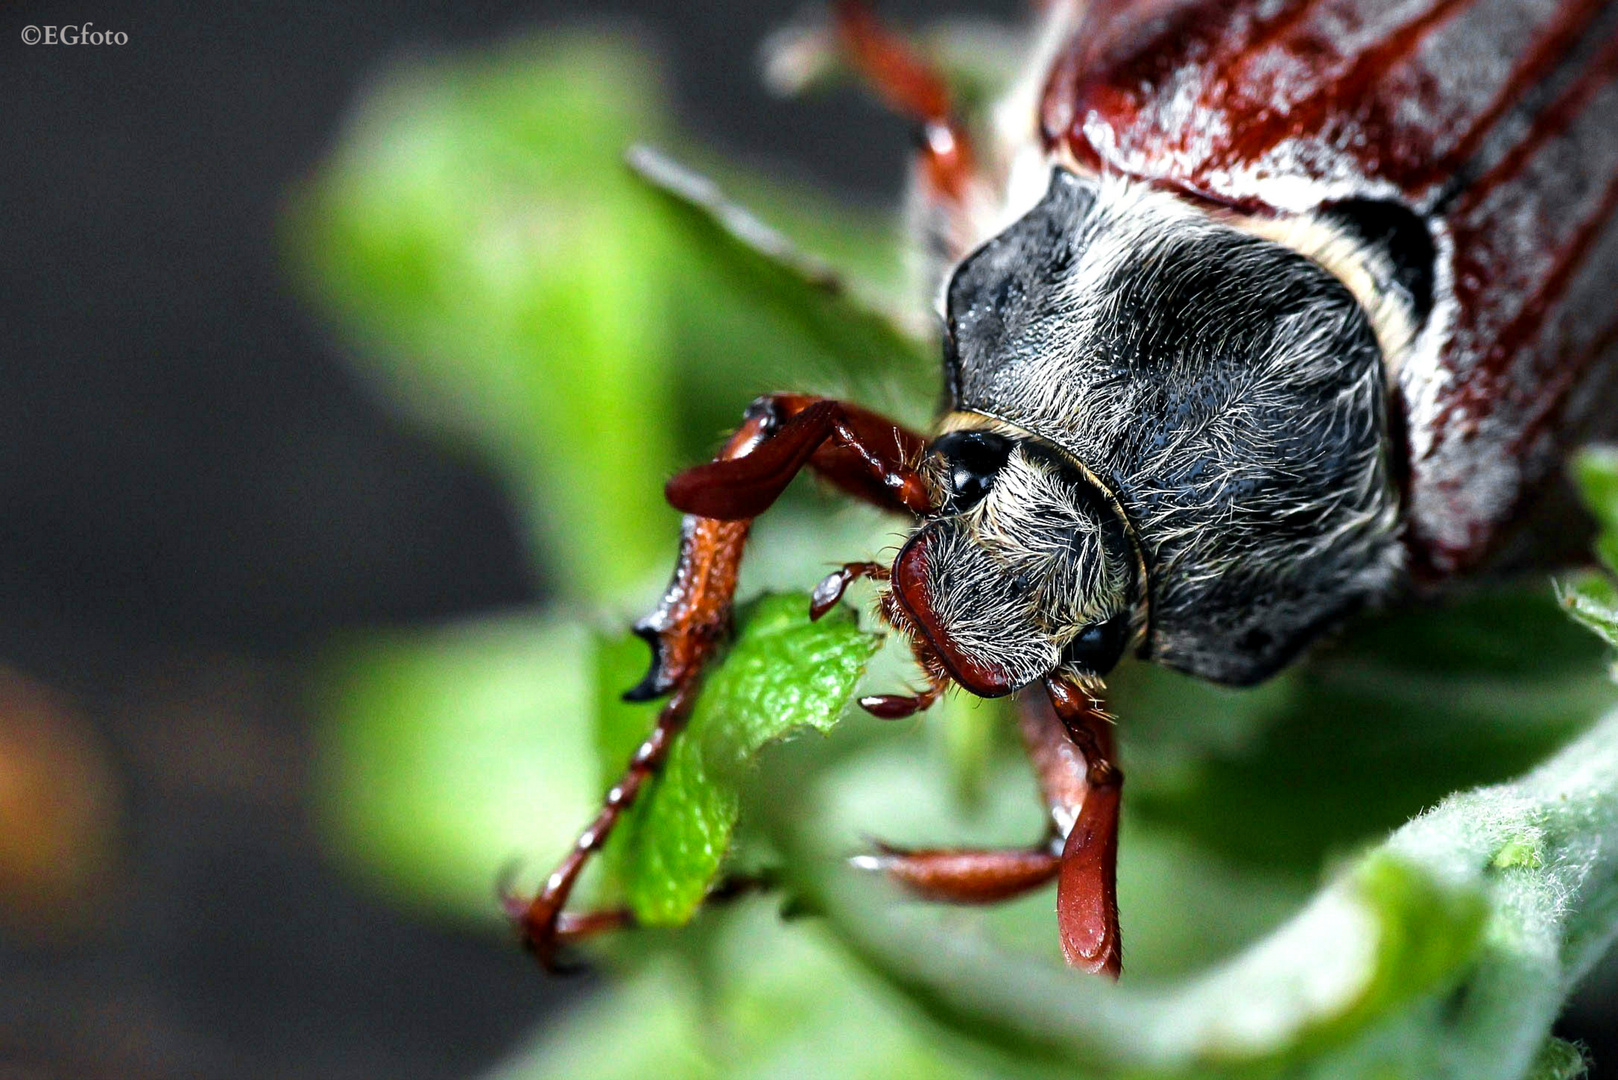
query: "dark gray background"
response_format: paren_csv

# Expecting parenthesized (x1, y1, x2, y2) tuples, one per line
(2, 1, 1612, 1077)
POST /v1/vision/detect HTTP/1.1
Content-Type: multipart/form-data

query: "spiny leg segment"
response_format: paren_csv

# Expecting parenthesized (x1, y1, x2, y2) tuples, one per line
(506, 394, 933, 969)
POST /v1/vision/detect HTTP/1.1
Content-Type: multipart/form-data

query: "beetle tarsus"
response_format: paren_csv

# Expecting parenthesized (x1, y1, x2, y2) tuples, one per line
(509, 679, 700, 969)
(850, 841, 1063, 903)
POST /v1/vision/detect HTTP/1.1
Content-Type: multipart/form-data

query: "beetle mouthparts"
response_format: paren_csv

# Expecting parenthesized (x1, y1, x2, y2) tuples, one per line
(890, 528, 1017, 698)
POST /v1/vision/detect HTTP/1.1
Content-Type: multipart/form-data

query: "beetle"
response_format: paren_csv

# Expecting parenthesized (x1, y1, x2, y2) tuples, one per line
(507, 0, 1618, 976)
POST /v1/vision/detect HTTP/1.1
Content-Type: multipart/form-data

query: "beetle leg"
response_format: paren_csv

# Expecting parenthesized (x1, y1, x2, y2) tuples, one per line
(851, 685, 1121, 976)
(508, 678, 699, 968)
(643, 393, 931, 699)
(850, 840, 1062, 903)
(665, 397, 932, 522)
(832, 0, 995, 263)
(511, 394, 930, 968)
(833, 0, 981, 219)
(504, 869, 775, 971)
(851, 689, 1078, 898)
(1043, 675, 1123, 978)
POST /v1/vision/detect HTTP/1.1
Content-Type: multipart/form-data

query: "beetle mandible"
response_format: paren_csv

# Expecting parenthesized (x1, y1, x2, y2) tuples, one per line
(508, 0, 1618, 976)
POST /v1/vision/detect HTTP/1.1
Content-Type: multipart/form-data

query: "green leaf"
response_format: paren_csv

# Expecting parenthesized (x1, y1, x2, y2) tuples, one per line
(1560, 574, 1618, 649)
(934, 692, 1008, 810)
(596, 593, 880, 926)
(1573, 446, 1618, 570)
(1564, 447, 1618, 647)
(628, 147, 934, 385)
(1118, 587, 1617, 871)
(286, 36, 681, 601)
(491, 898, 985, 1080)
(770, 699, 1618, 1078)
(312, 613, 601, 922)
(489, 959, 716, 1080)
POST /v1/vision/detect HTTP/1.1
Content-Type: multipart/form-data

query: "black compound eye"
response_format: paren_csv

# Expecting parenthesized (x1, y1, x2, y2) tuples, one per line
(932, 430, 1014, 513)
(1061, 614, 1130, 675)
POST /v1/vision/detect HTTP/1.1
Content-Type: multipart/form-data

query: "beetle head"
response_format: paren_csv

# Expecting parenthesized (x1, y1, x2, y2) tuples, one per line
(936, 168, 1408, 686)
(886, 427, 1142, 696)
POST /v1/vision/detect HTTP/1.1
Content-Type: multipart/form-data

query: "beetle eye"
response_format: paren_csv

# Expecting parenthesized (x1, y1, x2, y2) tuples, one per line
(1061, 614, 1130, 675)
(932, 430, 1013, 513)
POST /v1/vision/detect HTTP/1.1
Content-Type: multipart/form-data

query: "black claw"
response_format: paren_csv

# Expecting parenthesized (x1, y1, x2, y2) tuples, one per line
(622, 624, 672, 702)
(743, 394, 785, 433)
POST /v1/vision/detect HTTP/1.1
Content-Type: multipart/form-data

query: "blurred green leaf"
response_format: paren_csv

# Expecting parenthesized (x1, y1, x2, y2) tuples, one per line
(490, 958, 715, 1080)
(287, 37, 681, 601)
(492, 900, 983, 1080)
(1562, 447, 1618, 648)
(1574, 446, 1618, 570)
(934, 693, 1007, 810)
(313, 613, 599, 922)
(1562, 574, 1618, 649)
(595, 594, 880, 925)
(289, 37, 933, 607)
(628, 147, 934, 387)
(1116, 587, 1617, 870)
(774, 698, 1618, 1078)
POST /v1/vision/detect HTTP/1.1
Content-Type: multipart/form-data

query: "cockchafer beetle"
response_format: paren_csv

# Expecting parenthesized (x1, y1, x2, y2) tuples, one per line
(508, 0, 1618, 976)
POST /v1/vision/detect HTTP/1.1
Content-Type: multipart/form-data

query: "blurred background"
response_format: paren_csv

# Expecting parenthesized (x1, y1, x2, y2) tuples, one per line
(5, 1, 1618, 1078)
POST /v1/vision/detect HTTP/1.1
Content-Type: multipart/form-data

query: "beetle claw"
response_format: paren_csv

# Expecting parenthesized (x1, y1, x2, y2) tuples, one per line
(622, 624, 672, 702)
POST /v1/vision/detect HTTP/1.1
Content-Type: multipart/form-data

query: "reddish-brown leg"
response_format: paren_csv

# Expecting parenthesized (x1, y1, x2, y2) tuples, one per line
(813, 561, 954, 721)
(665, 396, 932, 524)
(509, 393, 931, 968)
(852, 688, 1088, 905)
(1044, 676, 1123, 978)
(833, 0, 978, 207)
(852, 841, 1062, 903)
(832, 0, 995, 263)
(855, 684, 1122, 979)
